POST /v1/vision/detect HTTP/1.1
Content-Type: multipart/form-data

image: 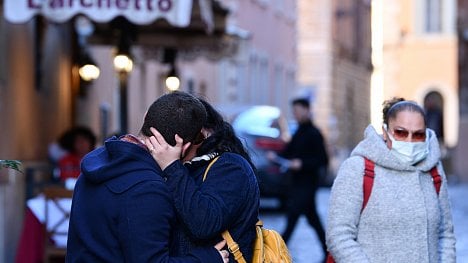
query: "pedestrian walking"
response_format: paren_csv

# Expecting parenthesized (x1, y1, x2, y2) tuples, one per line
(267, 98, 329, 261)
(326, 97, 456, 262)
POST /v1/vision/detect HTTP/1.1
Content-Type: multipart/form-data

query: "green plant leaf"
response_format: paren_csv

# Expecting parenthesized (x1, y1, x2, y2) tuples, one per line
(0, 160, 22, 173)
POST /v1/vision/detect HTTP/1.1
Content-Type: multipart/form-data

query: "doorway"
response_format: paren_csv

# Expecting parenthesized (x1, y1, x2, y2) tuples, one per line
(424, 91, 444, 141)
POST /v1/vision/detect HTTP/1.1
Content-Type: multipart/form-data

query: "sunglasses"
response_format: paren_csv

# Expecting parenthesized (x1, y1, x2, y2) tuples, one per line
(390, 128, 426, 142)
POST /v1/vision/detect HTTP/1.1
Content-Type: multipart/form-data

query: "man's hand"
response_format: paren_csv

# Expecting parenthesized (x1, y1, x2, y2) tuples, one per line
(215, 240, 229, 263)
(145, 127, 191, 170)
(289, 158, 302, 171)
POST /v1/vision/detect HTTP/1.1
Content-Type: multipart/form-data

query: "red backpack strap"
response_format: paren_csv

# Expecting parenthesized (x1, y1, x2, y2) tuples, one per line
(430, 166, 441, 195)
(362, 158, 375, 212)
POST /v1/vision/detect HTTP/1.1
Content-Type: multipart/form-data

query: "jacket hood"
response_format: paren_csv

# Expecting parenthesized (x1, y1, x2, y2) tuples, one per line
(351, 125, 441, 172)
(81, 136, 160, 184)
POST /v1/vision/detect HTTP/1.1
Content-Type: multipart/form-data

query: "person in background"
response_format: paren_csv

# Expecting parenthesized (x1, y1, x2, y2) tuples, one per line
(267, 98, 328, 260)
(57, 126, 96, 181)
(326, 97, 456, 262)
(145, 98, 260, 262)
(66, 91, 229, 263)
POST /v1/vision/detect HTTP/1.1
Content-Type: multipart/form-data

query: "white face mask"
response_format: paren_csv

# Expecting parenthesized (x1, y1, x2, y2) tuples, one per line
(384, 125, 429, 165)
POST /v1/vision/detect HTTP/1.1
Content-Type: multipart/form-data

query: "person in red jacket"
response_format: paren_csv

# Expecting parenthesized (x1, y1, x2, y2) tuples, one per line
(57, 126, 96, 181)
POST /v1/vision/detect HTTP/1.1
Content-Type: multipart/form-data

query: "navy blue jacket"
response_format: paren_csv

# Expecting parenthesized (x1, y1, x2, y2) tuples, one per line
(66, 136, 223, 263)
(163, 152, 260, 262)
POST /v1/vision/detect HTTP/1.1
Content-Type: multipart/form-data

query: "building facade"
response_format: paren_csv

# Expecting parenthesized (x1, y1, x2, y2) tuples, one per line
(296, 0, 372, 176)
(372, 0, 459, 178)
(178, 0, 298, 119)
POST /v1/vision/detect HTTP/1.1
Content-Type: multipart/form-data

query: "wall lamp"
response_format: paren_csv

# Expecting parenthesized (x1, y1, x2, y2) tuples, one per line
(112, 23, 135, 134)
(78, 52, 100, 81)
(113, 21, 134, 73)
(163, 48, 180, 91)
(113, 52, 133, 73)
(165, 66, 180, 91)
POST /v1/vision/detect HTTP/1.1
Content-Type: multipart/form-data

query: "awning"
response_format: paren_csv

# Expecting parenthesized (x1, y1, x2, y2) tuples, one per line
(84, 0, 235, 54)
(4, 0, 194, 27)
(3, 0, 242, 60)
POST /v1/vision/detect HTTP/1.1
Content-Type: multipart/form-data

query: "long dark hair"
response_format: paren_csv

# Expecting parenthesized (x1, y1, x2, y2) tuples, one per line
(197, 98, 256, 172)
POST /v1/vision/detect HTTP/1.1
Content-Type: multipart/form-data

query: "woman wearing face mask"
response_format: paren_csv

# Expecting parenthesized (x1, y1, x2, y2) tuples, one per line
(326, 97, 456, 263)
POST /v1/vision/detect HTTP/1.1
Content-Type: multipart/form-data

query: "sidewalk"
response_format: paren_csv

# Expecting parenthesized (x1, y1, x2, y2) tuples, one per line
(447, 183, 468, 261)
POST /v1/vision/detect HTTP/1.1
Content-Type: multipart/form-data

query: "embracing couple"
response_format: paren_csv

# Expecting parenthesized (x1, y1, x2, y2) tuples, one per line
(66, 91, 260, 262)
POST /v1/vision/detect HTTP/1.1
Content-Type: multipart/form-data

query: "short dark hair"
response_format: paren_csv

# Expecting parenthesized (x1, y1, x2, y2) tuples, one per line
(382, 97, 426, 125)
(58, 126, 96, 153)
(140, 91, 207, 146)
(292, 98, 310, 108)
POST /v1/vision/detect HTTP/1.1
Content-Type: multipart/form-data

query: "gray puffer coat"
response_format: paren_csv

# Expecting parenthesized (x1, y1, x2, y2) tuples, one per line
(326, 125, 456, 263)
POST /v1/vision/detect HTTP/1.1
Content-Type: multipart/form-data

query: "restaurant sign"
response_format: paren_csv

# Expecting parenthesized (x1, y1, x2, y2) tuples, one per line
(4, 0, 193, 26)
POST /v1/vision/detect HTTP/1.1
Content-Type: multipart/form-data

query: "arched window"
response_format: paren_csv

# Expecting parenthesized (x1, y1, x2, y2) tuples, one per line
(424, 91, 444, 141)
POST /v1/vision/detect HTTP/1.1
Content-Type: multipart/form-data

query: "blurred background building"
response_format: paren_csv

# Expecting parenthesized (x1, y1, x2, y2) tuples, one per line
(297, 0, 372, 176)
(180, 0, 298, 120)
(456, 0, 468, 183)
(1, 0, 468, 261)
(371, 0, 461, 180)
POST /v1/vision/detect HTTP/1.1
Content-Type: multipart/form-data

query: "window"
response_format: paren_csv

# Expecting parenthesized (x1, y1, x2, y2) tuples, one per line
(248, 54, 258, 104)
(259, 57, 269, 104)
(274, 0, 284, 16)
(425, 0, 441, 33)
(274, 64, 283, 106)
(255, 0, 270, 8)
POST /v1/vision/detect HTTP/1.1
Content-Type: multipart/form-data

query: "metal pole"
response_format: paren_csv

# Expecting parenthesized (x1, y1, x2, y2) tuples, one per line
(119, 71, 128, 134)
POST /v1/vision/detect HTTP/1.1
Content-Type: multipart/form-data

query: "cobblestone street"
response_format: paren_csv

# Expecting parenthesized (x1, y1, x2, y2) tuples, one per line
(260, 183, 468, 263)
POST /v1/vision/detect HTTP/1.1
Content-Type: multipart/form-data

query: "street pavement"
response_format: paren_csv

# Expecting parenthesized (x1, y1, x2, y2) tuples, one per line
(260, 183, 468, 263)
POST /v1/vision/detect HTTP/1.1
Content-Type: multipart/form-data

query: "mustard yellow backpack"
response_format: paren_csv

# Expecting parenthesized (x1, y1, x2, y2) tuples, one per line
(203, 157, 292, 263)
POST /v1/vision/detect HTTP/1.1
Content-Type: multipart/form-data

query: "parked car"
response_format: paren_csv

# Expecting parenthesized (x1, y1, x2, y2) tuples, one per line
(232, 105, 297, 210)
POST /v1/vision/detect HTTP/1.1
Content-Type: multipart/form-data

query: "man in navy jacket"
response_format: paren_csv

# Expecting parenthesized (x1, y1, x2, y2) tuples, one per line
(66, 92, 228, 263)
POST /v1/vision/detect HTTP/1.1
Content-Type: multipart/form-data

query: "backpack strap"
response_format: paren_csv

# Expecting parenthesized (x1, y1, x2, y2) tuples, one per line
(222, 231, 247, 263)
(202, 156, 247, 262)
(202, 156, 220, 182)
(430, 166, 441, 195)
(360, 160, 442, 213)
(362, 158, 375, 212)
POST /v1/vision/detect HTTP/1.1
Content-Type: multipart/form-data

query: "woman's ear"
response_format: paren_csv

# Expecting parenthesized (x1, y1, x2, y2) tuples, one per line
(181, 142, 192, 157)
(382, 125, 392, 149)
(382, 124, 391, 143)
